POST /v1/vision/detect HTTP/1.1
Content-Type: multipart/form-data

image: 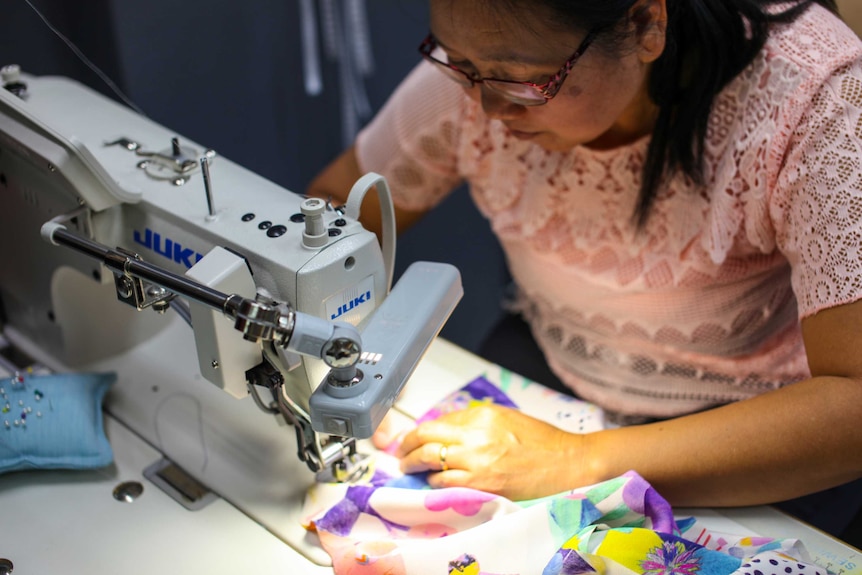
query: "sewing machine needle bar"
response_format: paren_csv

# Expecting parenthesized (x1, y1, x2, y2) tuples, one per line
(48, 225, 230, 311)
(200, 156, 216, 217)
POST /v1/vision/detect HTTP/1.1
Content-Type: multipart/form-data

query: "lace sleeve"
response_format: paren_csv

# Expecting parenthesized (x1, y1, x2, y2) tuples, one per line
(772, 57, 862, 319)
(355, 61, 466, 211)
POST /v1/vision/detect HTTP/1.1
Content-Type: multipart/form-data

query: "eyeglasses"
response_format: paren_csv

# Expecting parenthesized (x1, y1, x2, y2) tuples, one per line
(418, 31, 597, 106)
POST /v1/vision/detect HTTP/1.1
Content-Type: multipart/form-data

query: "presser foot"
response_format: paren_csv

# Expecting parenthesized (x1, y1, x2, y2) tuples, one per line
(314, 452, 371, 484)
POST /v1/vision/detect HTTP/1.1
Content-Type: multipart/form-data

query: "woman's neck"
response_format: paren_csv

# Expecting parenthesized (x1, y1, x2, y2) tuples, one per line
(585, 74, 658, 150)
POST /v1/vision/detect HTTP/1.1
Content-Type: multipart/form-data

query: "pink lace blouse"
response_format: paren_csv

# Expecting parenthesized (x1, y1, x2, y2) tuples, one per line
(355, 6, 862, 418)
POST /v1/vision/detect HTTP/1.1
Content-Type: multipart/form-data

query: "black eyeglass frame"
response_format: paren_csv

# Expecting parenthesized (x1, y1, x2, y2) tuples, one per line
(418, 30, 598, 106)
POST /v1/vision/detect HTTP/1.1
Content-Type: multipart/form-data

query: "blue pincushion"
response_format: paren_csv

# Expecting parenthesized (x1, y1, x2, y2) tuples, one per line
(0, 371, 116, 473)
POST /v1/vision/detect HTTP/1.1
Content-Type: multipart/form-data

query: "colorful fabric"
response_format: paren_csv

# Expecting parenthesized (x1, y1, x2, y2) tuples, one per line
(355, 4, 862, 418)
(304, 467, 825, 575)
(303, 380, 827, 575)
(404, 374, 605, 434)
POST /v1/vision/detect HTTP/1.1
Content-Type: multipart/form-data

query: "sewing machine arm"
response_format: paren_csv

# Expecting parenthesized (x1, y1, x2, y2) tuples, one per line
(40, 219, 462, 477)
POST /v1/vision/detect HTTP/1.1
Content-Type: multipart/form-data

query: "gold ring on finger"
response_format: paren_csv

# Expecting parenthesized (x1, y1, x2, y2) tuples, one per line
(439, 444, 449, 471)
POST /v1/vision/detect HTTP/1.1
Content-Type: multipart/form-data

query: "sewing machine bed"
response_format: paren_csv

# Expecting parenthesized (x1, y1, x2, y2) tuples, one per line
(0, 337, 859, 575)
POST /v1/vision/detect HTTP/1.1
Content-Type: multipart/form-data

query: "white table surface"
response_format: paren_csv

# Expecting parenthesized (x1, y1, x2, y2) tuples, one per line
(1, 338, 860, 575)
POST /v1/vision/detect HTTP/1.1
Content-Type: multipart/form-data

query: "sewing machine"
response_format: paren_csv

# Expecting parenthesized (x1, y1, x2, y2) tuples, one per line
(0, 65, 462, 565)
(2, 68, 861, 575)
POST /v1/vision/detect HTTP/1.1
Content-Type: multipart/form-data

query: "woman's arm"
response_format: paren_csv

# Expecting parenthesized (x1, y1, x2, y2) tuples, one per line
(396, 298, 862, 505)
(595, 298, 862, 507)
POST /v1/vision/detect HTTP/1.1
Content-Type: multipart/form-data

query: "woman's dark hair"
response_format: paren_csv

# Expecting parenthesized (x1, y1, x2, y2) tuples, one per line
(502, 0, 840, 227)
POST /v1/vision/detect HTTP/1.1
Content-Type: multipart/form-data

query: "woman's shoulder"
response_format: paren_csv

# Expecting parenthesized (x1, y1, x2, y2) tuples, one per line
(708, 5, 862, 158)
(764, 4, 862, 79)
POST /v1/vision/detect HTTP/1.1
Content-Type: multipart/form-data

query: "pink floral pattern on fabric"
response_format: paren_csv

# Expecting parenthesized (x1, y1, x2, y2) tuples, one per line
(424, 488, 498, 516)
(641, 540, 701, 575)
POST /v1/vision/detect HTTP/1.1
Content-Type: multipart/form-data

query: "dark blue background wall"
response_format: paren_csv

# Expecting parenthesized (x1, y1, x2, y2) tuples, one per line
(0, 0, 508, 353)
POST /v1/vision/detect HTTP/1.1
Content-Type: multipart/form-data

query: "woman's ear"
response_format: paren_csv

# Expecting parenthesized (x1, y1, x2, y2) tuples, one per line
(630, 0, 667, 63)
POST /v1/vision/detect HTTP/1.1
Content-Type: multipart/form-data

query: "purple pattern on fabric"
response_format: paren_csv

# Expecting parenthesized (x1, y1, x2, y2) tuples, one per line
(370, 468, 397, 487)
(417, 377, 518, 424)
(463, 377, 519, 407)
(348, 485, 376, 509)
(315, 495, 363, 536)
(644, 487, 677, 533)
(561, 549, 598, 574)
(622, 471, 676, 533)
(310, 468, 823, 575)
(543, 548, 597, 575)
(316, 485, 411, 536)
(621, 470, 650, 514)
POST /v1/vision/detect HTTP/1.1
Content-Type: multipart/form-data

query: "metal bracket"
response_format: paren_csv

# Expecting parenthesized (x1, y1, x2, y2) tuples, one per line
(143, 458, 219, 511)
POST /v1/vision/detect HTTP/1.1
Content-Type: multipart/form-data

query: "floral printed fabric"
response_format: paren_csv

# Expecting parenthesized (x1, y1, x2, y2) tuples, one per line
(303, 467, 824, 575)
(302, 381, 827, 575)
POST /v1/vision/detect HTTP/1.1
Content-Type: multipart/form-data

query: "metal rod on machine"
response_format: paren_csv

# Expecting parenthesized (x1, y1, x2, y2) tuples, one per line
(40, 221, 330, 359)
(44, 223, 234, 313)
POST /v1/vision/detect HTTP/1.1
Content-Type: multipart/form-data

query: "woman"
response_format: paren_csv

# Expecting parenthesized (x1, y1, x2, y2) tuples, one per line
(308, 0, 862, 536)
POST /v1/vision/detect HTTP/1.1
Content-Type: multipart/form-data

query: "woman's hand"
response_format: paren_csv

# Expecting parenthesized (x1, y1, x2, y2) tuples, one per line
(395, 404, 591, 500)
